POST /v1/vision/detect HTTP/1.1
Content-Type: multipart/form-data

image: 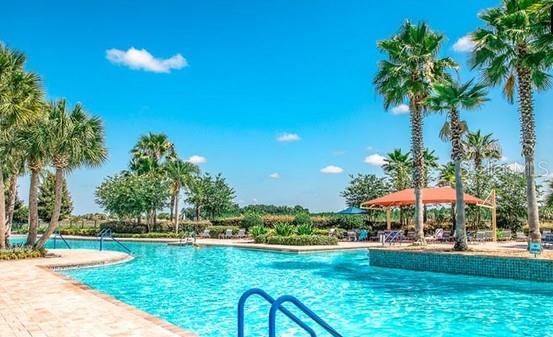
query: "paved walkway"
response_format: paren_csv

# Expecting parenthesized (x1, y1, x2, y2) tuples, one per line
(0, 249, 196, 337)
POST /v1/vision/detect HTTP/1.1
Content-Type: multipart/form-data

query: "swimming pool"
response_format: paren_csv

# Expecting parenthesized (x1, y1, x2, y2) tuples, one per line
(36, 239, 553, 336)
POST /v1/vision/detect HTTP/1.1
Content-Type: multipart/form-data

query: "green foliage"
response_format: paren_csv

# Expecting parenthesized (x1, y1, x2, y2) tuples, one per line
(241, 204, 308, 215)
(383, 149, 412, 191)
(264, 235, 338, 246)
(341, 174, 391, 208)
(250, 225, 268, 237)
(495, 166, 532, 232)
(38, 172, 73, 222)
(186, 173, 236, 220)
(12, 197, 28, 224)
(296, 223, 314, 236)
(0, 247, 46, 260)
(292, 213, 312, 226)
(211, 217, 243, 227)
(274, 222, 294, 236)
(242, 213, 263, 229)
(204, 226, 239, 238)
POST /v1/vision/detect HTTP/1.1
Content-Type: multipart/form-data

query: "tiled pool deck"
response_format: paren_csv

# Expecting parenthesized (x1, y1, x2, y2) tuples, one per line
(0, 249, 197, 337)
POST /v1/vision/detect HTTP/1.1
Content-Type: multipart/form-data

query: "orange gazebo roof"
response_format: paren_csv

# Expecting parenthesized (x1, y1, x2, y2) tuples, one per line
(361, 187, 486, 208)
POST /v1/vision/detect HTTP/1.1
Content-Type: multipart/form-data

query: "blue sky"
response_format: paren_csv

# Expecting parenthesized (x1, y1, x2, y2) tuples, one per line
(2, 0, 553, 214)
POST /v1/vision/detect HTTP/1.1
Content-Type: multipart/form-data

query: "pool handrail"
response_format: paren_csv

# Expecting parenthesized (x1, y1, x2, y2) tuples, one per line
(52, 228, 71, 249)
(269, 294, 343, 337)
(98, 228, 131, 254)
(238, 288, 317, 337)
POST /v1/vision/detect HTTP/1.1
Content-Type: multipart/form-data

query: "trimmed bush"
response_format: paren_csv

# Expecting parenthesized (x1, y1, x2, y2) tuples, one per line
(293, 213, 312, 226)
(274, 222, 294, 236)
(296, 223, 314, 235)
(242, 213, 263, 229)
(211, 217, 243, 227)
(205, 226, 239, 238)
(263, 215, 295, 227)
(265, 235, 338, 246)
(0, 247, 46, 260)
(100, 221, 148, 234)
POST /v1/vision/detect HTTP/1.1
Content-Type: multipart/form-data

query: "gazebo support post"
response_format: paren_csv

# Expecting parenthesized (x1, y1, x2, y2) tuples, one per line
(386, 207, 391, 230)
(491, 190, 497, 242)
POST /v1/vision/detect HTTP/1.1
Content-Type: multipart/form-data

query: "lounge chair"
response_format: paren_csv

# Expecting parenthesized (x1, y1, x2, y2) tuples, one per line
(358, 229, 368, 241)
(199, 229, 210, 239)
(433, 228, 444, 242)
(543, 233, 553, 248)
(406, 230, 416, 241)
(347, 231, 357, 242)
(329, 228, 336, 237)
(224, 229, 233, 239)
(235, 228, 246, 239)
(501, 230, 512, 241)
(515, 231, 527, 241)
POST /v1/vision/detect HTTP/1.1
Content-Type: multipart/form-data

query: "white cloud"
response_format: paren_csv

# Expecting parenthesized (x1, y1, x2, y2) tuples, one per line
(320, 165, 344, 174)
(269, 173, 280, 179)
(187, 155, 207, 165)
(276, 132, 301, 142)
(106, 47, 188, 73)
(506, 162, 524, 173)
(364, 154, 386, 166)
(452, 35, 475, 53)
(391, 104, 409, 115)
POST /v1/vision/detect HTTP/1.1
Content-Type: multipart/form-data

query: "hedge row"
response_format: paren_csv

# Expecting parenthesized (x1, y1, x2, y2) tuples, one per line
(0, 248, 46, 260)
(255, 235, 338, 246)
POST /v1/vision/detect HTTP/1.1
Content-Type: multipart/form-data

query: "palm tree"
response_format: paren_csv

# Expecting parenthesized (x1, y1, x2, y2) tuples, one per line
(3, 148, 26, 245)
(383, 149, 412, 191)
(0, 44, 43, 249)
(374, 21, 457, 243)
(422, 149, 439, 187)
(34, 100, 107, 249)
(165, 159, 199, 233)
(428, 79, 488, 250)
(19, 119, 51, 246)
(465, 130, 502, 196)
(131, 133, 176, 170)
(471, 0, 551, 241)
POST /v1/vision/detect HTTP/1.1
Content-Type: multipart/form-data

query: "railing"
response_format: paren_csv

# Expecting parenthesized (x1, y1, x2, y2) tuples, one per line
(179, 231, 196, 245)
(98, 228, 131, 254)
(52, 228, 71, 249)
(238, 288, 342, 337)
(381, 230, 402, 245)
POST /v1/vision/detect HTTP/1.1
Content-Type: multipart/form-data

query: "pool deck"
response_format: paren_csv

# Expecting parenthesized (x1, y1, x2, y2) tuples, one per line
(0, 249, 197, 337)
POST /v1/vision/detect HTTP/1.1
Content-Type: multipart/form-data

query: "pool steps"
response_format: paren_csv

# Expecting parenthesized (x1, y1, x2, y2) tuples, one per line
(238, 288, 342, 337)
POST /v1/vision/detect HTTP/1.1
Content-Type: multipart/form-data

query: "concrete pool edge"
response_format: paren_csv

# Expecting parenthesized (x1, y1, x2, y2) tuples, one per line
(1, 249, 198, 337)
(369, 248, 553, 282)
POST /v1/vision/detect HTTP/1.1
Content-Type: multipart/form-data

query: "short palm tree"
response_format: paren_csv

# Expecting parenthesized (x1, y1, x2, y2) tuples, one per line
(34, 100, 107, 249)
(464, 130, 502, 195)
(165, 159, 200, 233)
(383, 149, 412, 191)
(422, 149, 439, 187)
(471, 0, 552, 241)
(0, 44, 43, 249)
(428, 79, 488, 250)
(374, 21, 457, 243)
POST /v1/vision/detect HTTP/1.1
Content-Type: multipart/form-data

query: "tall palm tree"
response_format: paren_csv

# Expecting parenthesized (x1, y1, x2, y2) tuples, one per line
(374, 21, 457, 243)
(471, 0, 551, 241)
(34, 100, 107, 249)
(3, 147, 26, 245)
(0, 44, 43, 249)
(383, 149, 412, 191)
(464, 130, 502, 196)
(131, 133, 176, 170)
(428, 79, 488, 250)
(422, 149, 439, 187)
(19, 118, 51, 246)
(165, 159, 199, 233)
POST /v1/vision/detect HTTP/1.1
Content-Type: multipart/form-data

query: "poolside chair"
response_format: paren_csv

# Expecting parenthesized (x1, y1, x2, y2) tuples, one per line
(347, 231, 357, 242)
(235, 228, 246, 239)
(433, 228, 444, 242)
(199, 229, 210, 239)
(406, 231, 416, 241)
(501, 230, 512, 241)
(224, 229, 233, 239)
(543, 233, 553, 248)
(329, 228, 336, 237)
(358, 229, 368, 241)
(515, 231, 527, 241)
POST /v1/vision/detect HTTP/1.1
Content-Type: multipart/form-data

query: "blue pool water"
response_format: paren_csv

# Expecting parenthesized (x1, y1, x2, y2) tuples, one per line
(29, 238, 553, 336)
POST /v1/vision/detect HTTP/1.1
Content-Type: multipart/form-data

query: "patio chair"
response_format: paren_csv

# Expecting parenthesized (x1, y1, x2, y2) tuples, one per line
(406, 230, 416, 241)
(433, 228, 444, 242)
(224, 229, 233, 239)
(235, 228, 246, 239)
(358, 229, 368, 241)
(543, 233, 553, 248)
(199, 229, 210, 239)
(501, 230, 512, 241)
(347, 231, 357, 242)
(329, 228, 336, 237)
(515, 231, 527, 241)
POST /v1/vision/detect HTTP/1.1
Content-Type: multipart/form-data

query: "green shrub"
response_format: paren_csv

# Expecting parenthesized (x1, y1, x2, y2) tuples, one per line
(274, 222, 294, 236)
(265, 235, 338, 246)
(254, 234, 268, 244)
(0, 247, 46, 260)
(262, 215, 295, 227)
(100, 221, 148, 234)
(242, 213, 263, 229)
(296, 223, 314, 235)
(250, 225, 268, 237)
(205, 226, 239, 238)
(211, 217, 243, 227)
(293, 213, 312, 226)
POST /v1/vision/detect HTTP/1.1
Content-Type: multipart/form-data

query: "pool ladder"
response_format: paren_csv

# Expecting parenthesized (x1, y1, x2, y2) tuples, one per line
(98, 228, 132, 254)
(238, 288, 342, 337)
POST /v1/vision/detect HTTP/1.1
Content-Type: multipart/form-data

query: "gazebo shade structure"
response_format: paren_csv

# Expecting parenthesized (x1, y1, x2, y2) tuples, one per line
(360, 187, 496, 240)
(360, 187, 485, 208)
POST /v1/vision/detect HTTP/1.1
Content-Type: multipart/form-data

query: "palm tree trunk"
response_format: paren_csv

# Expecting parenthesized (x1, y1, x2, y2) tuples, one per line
(26, 169, 40, 246)
(6, 174, 18, 245)
(450, 108, 467, 251)
(0, 167, 6, 249)
(174, 187, 180, 234)
(169, 193, 175, 222)
(410, 102, 425, 244)
(517, 65, 540, 242)
(34, 168, 64, 249)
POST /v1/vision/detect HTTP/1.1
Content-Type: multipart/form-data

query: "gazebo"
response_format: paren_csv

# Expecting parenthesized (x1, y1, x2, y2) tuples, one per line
(360, 187, 496, 240)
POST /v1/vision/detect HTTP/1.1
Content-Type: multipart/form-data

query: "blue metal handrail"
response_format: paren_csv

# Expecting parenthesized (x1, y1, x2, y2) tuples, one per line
(269, 295, 343, 337)
(238, 288, 317, 337)
(52, 228, 71, 249)
(98, 228, 131, 254)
